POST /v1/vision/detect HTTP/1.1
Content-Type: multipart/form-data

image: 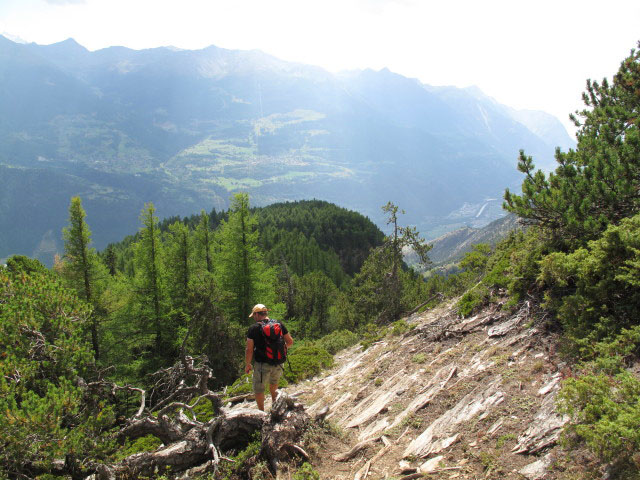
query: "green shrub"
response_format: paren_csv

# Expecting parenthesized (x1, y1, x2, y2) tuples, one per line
(233, 431, 262, 464)
(317, 329, 359, 354)
(226, 373, 254, 397)
(540, 214, 640, 346)
(217, 431, 262, 480)
(488, 229, 548, 300)
(558, 328, 640, 477)
(225, 372, 289, 400)
(284, 344, 333, 383)
(360, 323, 388, 350)
(190, 396, 221, 422)
(391, 319, 411, 336)
(460, 244, 492, 278)
(0, 268, 115, 477)
(457, 284, 489, 318)
(293, 462, 321, 480)
(559, 369, 640, 471)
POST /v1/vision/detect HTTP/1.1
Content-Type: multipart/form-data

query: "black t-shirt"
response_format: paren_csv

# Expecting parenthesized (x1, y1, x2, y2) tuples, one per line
(247, 319, 289, 363)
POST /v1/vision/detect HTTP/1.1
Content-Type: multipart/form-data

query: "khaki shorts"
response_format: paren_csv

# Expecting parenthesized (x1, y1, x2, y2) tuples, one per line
(253, 361, 283, 394)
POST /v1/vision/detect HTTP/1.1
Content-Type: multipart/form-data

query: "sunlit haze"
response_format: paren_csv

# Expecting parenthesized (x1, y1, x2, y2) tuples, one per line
(2, 0, 639, 135)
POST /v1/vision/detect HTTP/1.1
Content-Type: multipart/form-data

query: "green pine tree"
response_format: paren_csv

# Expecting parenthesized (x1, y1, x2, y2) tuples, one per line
(291, 270, 337, 338)
(0, 266, 114, 477)
(504, 43, 640, 247)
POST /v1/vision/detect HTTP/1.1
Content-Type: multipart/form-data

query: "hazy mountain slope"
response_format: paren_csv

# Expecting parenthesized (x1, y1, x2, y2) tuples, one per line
(0, 36, 574, 264)
(428, 214, 523, 265)
(425, 85, 575, 172)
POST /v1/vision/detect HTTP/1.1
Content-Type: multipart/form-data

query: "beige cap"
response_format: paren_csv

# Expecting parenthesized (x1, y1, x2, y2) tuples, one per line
(249, 304, 268, 318)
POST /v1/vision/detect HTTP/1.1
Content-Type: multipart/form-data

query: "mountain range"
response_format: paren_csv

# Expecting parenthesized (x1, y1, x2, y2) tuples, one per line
(0, 36, 575, 265)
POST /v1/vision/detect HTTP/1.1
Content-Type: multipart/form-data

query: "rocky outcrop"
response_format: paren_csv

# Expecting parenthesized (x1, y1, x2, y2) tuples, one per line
(403, 377, 505, 458)
(293, 299, 567, 479)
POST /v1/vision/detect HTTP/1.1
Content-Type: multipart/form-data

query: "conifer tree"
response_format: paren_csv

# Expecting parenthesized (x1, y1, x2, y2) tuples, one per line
(134, 203, 170, 364)
(351, 202, 431, 323)
(194, 209, 214, 274)
(0, 266, 113, 477)
(291, 271, 337, 338)
(215, 193, 275, 323)
(62, 196, 105, 359)
(504, 43, 640, 246)
(165, 221, 192, 310)
(104, 245, 117, 276)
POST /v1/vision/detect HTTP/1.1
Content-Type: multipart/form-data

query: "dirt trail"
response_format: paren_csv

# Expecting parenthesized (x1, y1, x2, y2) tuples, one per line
(289, 300, 570, 480)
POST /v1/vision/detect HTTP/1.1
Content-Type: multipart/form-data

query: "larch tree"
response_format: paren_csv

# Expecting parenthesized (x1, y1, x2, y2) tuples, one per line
(215, 193, 276, 323)
(351, 202, 431, 323)
(194, 209, 214, 275)
(165, 220, 192, 310)
(134, 203, 170, 366)
(61, 196, 105, 360)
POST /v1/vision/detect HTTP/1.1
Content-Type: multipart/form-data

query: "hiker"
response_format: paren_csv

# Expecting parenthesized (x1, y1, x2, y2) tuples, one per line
(245, 304, 294, 411)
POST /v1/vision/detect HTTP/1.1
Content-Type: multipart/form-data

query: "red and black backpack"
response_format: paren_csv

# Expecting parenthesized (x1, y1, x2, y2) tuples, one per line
(260, 319, 288, 365)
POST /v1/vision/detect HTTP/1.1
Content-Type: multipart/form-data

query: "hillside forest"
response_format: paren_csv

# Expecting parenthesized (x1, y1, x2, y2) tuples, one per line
(1, 42, 640, 479)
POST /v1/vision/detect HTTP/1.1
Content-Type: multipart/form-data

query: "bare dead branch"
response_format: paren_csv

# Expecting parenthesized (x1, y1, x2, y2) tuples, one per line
(333, 437, 381, 461)
(280, 443, 311, 462)
(398, 473, 424, 480)
(405, 293, 444, 317)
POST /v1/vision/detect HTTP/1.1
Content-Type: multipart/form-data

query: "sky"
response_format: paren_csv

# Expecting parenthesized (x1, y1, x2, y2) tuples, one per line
(1, 0, 639, 135)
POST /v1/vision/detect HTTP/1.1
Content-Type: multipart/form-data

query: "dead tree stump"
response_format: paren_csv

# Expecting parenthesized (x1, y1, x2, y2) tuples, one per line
(261, 391, 310, 473)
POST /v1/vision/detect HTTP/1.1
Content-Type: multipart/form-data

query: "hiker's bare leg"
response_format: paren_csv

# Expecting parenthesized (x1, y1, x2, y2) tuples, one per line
(269, 383, 278, 403)
(255, 392, 265, 411)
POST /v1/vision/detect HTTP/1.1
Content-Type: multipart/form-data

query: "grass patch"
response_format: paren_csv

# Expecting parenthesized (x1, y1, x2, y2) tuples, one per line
(496, 433, 516, 449)
(412, 353, 427, 364)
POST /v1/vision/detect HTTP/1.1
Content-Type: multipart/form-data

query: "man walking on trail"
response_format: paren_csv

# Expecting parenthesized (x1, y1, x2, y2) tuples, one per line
(245, 304, 294, 411)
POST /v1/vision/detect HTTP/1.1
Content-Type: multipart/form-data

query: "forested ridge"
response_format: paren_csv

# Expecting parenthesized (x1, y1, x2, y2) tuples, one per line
(0, 194, 439, 479)
(2, 42, 640, 480)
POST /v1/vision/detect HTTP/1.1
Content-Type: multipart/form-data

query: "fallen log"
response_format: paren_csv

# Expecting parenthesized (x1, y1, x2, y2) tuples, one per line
(90, 408, 267, 479)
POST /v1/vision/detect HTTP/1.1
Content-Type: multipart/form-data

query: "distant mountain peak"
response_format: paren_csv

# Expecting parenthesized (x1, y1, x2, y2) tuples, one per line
(1, 32, 29, 44)
(47, 37, 88, 51)
(0, 34, 576, 264)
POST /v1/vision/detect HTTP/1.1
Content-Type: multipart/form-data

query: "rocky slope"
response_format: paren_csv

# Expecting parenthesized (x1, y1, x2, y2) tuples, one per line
(267, 298, 575, 479)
